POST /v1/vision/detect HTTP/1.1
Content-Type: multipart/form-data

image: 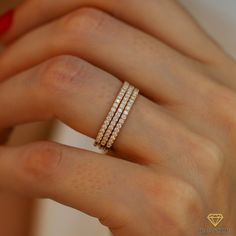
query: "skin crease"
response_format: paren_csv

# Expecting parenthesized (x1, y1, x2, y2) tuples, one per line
(0, 0, 236, 235)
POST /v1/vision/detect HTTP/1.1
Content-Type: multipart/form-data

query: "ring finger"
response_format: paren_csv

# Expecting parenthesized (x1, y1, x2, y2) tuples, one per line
(0, 55, 210, 171)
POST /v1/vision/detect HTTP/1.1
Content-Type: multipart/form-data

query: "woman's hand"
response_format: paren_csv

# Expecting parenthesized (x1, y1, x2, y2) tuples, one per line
(0, 1, 236, 235)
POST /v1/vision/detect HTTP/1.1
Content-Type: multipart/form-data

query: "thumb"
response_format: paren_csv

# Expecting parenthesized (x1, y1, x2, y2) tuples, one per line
(0, 141, 137, 228)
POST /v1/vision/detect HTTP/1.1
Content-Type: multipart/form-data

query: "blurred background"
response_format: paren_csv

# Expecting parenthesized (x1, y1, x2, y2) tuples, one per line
(0, 0, 236, 236)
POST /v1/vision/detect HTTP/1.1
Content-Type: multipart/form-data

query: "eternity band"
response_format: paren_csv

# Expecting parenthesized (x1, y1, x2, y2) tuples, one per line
(94, 81, 139, 150)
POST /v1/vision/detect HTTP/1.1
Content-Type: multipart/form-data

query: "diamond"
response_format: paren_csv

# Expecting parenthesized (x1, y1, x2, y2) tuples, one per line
(207, 214, 224, 227)
(104, 120, 110, 125)
(120, 119, 124, 124)
(111, 121, 116, 126)
(117, 124, 122, 129)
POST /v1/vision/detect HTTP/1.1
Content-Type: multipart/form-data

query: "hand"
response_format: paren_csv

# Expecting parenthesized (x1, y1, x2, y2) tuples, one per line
(0, 1, 236, 235)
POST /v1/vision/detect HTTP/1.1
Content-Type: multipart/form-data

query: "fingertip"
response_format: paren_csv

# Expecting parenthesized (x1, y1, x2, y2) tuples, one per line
(0, 9, 15, 36)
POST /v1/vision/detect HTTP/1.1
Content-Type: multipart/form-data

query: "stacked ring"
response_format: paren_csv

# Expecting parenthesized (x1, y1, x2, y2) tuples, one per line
(106, 87, 139, 149)
(94, 81, 129, 146)
(94, 81, 139, 151)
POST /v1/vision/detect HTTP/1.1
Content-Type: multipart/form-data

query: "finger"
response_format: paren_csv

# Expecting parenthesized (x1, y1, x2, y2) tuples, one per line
(165, 77, 236, 149)
(0, 8, 210, 105)
(1, 0, 226, 63)
(0, 141, 143, 228)
(0, 141, 206, 235)
(0, 56, 205, 165)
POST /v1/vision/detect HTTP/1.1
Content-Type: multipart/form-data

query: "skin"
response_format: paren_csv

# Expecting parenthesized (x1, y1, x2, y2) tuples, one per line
(0, 0, 236, 235)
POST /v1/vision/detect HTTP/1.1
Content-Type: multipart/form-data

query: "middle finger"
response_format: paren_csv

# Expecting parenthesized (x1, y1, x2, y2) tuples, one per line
(0, 8, 204, 105)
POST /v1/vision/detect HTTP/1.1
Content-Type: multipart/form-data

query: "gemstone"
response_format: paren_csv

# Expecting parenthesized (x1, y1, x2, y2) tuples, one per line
(117, 124, 122, 128)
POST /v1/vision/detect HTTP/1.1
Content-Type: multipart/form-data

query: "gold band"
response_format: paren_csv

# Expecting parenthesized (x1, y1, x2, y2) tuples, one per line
(94, 81, 129, 147)
(106, 88, 139, 149)
(94, 81, 139, 150)
(100, 85, 135, 148)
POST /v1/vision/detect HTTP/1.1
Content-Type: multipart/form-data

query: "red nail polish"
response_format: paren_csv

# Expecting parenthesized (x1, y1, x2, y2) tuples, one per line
(0, 9, 14, 35)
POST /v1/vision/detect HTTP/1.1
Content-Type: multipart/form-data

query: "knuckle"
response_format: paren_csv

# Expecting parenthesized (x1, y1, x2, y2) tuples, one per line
(37, 56, 89, 95)
(182, 136, 224, 190)
(22, 142, 62, 180)
(189, 138, 222, 162)
(205, 83, 236, 120)
(59, 7, 109, 41)
(175, 181, 203, 214)
(143, 175, 203, 233)
(172, 181, 203, 229)
(188, 137, 223, 174)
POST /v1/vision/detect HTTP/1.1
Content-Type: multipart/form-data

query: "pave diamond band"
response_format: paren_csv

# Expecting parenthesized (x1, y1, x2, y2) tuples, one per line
(100, 85, 135, 148)
(94, 81, 139, 150)
(94, 81, 129, 146)
(106, 87, 139, 149)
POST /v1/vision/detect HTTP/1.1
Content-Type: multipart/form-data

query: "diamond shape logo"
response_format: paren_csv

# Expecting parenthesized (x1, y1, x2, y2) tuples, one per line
(207, 213, 224, 227)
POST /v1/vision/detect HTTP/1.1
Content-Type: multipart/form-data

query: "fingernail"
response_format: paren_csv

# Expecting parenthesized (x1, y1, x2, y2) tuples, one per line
(0, 9, 14, 35)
